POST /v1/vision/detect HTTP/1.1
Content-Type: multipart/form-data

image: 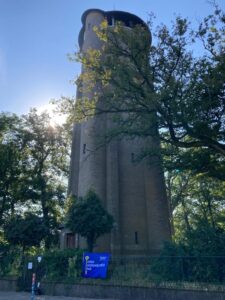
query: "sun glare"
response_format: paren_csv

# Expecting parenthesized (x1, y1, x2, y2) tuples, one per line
(36, 103, 67, 127)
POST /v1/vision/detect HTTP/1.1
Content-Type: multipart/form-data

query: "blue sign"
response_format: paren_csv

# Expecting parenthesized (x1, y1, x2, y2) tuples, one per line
(82, 252, 110, 278)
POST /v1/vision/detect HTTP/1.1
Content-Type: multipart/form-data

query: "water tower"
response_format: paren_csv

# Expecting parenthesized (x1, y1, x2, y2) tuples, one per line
(68, 9, 171, 255)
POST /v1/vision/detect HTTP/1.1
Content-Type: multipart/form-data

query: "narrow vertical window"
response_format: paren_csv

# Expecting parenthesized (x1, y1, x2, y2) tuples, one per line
(83, 144, 86, 154)
(87, 23, 91, 30)
(135, 231, 139, 244)
(131, 153, 135, 162)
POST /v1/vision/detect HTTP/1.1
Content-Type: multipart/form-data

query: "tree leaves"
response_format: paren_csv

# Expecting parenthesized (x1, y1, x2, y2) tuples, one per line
(65, 190, 114, 252)
(0, 110, 71, 248)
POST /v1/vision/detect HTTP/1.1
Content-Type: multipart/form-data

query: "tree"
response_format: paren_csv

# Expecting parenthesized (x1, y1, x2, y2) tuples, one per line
(0, 113, 26, 224)
(3, 213, 48, 252)
(0, 110, 71, 249)
(151, 221, 225, 282)
(17, 109, 70, 248)
(66, 190, 114, 252)
(57, 7, 224, 180)
(152, 164, 225, 282)
(165, 168, 225, 241)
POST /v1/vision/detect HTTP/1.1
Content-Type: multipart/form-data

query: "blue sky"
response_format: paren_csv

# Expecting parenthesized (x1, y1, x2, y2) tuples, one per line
(0, 0, 224, 115)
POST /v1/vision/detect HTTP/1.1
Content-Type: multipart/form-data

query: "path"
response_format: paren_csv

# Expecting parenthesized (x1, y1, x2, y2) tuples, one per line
(0, 291, 117, 300)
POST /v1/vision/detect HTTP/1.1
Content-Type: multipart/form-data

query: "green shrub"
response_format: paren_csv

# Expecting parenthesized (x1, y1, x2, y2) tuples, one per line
(151, 222, 225, 283)
(0, 240, 21, 276)
(151, 241, 186, 282)
(41, 248, 83, 281)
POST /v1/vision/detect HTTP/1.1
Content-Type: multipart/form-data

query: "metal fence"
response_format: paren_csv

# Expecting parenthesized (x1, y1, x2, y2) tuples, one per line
(107, 255, 225, 285)
(2, 254, 225, 291)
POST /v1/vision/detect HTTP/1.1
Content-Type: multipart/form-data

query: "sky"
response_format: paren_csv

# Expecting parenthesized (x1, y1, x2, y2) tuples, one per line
(0, 0, 224, 116)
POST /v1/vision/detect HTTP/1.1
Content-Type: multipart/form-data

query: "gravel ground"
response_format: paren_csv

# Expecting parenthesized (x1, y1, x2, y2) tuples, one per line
(0, 291, 117, 300)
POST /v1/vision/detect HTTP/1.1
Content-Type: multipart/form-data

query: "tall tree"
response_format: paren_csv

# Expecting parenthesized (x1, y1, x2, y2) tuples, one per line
(57, 7, 224, 179)
(0, 113, 25, 224)
(166, 169, 225, 240)
(17, 109, 70, 248)
(0, 109, 71, 248)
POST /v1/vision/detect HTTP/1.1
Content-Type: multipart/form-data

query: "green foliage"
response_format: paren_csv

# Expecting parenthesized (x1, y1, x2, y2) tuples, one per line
(66, 190, 114, 252)
(0, 110, 70, 249)
(57, 7, 225, 180)
(0, 233, 24, 276)
(151, 242, 186, 281)
(3, 213, 48, 250)
(152, 222, 225, 282)
(183, 221, 225, 257)
(0, 113, 25, 225)
(0, 237, 10, 275)
(18, 109, 69, 248)
(41, 248, 83, 280)
(165, 170, 225, 240)
(157, 157, 225, 283)
(0, 248, 21, 276)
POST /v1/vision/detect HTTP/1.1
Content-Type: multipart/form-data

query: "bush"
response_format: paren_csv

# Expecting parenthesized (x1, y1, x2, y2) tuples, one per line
(0, 239, 21, 276)
(41, 248, 83, 281)
(151, 222, 225, 283)
(151, 241, 186, 282)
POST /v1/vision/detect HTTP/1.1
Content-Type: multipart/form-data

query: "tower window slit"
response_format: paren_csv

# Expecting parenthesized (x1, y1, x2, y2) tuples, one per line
(131, 152, 135, 162)
(83, 143, 86, 154)
(108, 17, 112, 26)
(135, 231, 139, 244)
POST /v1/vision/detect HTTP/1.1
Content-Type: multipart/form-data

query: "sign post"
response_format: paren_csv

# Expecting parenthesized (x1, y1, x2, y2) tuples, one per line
(30, 273, 36, 300)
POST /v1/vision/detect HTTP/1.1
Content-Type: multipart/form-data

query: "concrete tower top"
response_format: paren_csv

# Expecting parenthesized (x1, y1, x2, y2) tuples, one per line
(78, 9, 151, 49)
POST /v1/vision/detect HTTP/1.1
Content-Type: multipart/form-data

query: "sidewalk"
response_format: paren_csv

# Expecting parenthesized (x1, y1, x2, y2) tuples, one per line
(0, 291, 116, 300)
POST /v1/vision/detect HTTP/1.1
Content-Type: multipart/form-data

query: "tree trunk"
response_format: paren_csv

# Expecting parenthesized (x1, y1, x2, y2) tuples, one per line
(87, 236, 94, 252)
(181, 198, 191, 233)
